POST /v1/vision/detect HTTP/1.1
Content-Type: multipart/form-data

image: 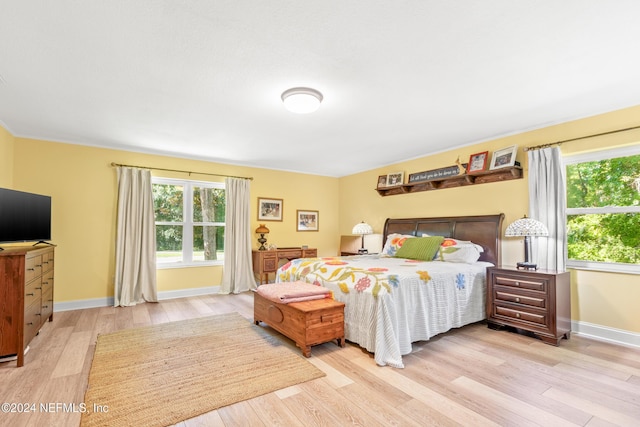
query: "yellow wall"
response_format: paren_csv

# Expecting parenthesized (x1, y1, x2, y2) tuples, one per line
(0, 124, 14, 187)
(11, 137, 339, 302)
(4, 104, 639, 334)
(339, 105, 640, 333)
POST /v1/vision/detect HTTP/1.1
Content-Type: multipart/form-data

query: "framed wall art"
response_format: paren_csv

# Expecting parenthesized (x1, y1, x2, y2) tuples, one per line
(257, 197, 283, 221)
(386, 171, 404, 186)
(376, 175, 388, 189)
(489, 145, 518, 170)
(296, 210, 319, 231)
(467, 151, 489, 174)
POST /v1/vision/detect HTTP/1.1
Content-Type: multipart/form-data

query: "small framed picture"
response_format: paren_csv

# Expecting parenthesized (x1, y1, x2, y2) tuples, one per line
(467, 151, 489, 174)
(257, 197, 283, 221)
(296, 210, 319, 232)
(376, 175, 388, 189)
(386, 171, 404, 186)
(489, 146, 518, 170)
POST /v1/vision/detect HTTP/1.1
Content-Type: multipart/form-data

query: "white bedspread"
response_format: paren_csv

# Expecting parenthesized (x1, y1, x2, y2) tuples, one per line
(276, 255, 492, 368)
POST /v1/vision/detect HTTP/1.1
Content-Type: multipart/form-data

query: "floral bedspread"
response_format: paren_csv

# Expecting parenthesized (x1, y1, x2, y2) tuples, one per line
(277, 255, 492, 368)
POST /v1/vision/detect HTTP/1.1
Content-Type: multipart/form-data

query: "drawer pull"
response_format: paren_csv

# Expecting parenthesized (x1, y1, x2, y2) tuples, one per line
(516, 313, 521, 318)
(27, 322, 33, 326)
(43, 261, 49, 264)
(27, 268, 35, 271)
(515, 297, 520, 303)
(26, 293, 34, 296)
(35, 287, 42, 290)
(43, 305, 49, 309)
(515, 281, 520, 286)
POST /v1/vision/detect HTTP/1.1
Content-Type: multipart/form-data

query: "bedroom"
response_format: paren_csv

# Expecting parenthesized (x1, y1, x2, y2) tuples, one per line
(2, 2, 640, 425)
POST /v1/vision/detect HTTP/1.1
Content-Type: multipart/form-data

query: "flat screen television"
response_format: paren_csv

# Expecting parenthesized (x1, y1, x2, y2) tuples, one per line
(0, 188, 52, 245)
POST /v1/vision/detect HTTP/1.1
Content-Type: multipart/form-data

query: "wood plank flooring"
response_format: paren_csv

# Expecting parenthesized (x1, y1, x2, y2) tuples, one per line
(1, 292, 639, 426)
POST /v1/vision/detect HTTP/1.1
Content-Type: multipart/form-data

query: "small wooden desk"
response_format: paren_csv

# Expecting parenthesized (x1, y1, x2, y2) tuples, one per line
(252, 247, 317, 284)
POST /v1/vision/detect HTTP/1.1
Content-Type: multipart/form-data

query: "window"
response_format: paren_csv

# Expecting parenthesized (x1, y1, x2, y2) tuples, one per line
(565, 145, 640, 274)
(152, 178, 225, 267)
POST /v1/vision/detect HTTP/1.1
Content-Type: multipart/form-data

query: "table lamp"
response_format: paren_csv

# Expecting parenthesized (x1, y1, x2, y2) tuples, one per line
(352, 221, 373, 254)
(255, 224, 270, 251)
(505, 215, 549, 270)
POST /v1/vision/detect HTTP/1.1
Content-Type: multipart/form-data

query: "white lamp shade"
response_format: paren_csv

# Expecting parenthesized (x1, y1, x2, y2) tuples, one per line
(281, 87, 323, 114)
(352, 222, 373, 235)
(505, 216, 549, 237)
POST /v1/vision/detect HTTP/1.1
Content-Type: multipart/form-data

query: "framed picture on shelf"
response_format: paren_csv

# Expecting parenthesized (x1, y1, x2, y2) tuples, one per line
(296, 210, 319, 232)
(257, 197, 283, 221)
(467, 151, 489, 174)
(376, 175, 388, 189)
(386, 171, 404, 186)
(489, 145, 518, 170)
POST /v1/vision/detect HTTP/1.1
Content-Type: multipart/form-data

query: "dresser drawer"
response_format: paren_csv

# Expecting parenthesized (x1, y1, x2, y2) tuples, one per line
(41, 289, 54, 321)
(279, 249, 303, 259)
(494, 290, 546, 309)
(24, 301, 42, 344)
(494, 305, 548, 327)
(25, 254, 43, 283)
(493, 273, 548, 292)
(41, 270, 54, 295)
(302, 249, 317, 258)
(24, 278, 42, 308)
(41, 251, 54, 273)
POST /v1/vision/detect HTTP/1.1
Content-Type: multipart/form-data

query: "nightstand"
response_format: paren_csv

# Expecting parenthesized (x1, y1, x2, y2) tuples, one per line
(486, 266, 571, 345)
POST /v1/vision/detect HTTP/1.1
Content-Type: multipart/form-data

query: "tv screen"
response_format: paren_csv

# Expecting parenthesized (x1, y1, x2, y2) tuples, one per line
(0, 188, 52, 244)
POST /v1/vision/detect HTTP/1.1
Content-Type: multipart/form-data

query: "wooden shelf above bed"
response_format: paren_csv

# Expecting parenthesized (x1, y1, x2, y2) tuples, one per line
(376, 166, 523, 196)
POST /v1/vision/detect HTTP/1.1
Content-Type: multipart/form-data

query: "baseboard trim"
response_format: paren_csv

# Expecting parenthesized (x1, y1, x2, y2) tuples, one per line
(572, 320, 640, 348)
(54, 286, 220, 312)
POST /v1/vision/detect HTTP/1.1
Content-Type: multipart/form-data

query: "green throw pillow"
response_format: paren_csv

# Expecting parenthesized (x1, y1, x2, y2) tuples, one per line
(394, 236, 444, 261)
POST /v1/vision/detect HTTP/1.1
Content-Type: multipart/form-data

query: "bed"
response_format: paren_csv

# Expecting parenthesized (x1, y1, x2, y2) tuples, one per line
(276, 214, 504, 368)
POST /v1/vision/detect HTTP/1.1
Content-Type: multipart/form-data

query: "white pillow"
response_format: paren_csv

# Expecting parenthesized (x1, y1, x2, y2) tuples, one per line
(437, 238, 484, 263)
(380, 233, 415, 257)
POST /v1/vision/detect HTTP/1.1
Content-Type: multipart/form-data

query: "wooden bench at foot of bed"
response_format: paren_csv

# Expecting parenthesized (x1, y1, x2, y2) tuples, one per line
(253, 291, 345, 357)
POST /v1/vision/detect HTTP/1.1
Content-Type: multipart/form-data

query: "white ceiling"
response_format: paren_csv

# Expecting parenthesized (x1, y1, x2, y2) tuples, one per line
(2, 1, 640, 177)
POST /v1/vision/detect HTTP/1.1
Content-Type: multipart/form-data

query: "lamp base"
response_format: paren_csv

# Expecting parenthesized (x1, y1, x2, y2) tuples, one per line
(516, 261, 538, 270)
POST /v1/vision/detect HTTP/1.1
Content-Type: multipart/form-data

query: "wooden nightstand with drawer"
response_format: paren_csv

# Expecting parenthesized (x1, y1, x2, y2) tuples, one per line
(486, 266, 571, 345)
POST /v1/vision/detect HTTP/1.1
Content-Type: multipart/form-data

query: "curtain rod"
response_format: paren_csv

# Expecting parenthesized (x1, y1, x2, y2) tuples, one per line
(524, 125, 640, 152)
(110, 162, 253, 180)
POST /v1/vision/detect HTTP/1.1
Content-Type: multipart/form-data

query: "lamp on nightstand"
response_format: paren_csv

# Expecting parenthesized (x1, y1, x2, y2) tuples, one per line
(352, 221, 373, 254)
(255, 224, 270, 251)
(505, 215, 549, 270)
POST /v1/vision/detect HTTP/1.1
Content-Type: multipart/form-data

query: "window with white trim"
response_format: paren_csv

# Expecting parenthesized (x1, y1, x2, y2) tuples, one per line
(152, 178, 225, 267)
(565, 145, 640, 274)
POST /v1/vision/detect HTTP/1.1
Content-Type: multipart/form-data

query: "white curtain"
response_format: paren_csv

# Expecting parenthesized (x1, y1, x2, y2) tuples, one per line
(528, 146, 567, 271)
(220, 177, 257, 294)
(114, 167, 158, 306)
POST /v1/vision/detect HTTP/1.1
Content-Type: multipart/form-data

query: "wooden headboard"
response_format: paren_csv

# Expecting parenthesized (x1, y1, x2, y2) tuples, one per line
(383, 214, 505, 265)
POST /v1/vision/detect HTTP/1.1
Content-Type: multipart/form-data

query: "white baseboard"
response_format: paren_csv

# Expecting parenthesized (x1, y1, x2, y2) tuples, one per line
(54, 286, 220, 312)
(572, 320, 640, 348)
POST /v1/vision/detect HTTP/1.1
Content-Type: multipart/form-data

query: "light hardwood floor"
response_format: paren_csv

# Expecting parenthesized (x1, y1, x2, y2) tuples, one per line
(1, 292, 639, 427)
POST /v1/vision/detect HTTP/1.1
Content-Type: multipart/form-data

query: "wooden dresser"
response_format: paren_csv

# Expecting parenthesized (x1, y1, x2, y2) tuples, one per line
(252, 247, 317, 284)
(0, 245, 55, 367)
(486, 266, 570, 345)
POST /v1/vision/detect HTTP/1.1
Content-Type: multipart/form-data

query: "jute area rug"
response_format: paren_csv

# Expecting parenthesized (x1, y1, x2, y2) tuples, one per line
(80, 312, 325, 427)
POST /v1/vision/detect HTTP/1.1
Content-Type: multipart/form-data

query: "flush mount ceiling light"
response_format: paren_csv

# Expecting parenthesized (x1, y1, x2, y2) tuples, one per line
(281, 87, 323, 114)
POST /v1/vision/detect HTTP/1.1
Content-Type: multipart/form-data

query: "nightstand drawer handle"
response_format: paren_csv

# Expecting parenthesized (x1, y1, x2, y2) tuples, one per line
(515, 297, 520, 303)
(516, 313, 521, 318)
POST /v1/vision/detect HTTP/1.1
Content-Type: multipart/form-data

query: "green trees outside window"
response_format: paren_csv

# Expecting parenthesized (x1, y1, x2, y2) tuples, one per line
(153, 179, 225, 265)
(566, 152, 640, 264)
